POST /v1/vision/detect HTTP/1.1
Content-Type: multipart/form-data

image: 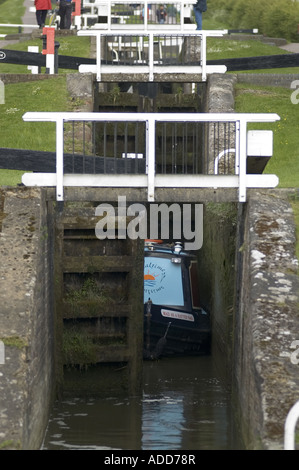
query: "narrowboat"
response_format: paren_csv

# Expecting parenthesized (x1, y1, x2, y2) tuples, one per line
(143, 240, 211, 360)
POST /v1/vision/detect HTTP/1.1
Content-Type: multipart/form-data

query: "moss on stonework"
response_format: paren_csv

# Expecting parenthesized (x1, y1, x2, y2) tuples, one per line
(0, 440, 21, 450)
(62, 328, 98, 366)
(64, 278, 124, 314)
(0, 336, 28, 349)
(205, 202, 238, 225)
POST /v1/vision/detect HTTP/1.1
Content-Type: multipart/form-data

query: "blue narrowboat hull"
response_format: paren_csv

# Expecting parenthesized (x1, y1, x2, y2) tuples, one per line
(143, 241, 211, 359)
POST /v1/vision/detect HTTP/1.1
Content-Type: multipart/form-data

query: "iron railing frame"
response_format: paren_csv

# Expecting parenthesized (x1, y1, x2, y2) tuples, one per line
(81, 1, 199, 31)
(21, 111, 280, 203)
(77, 29, 227, 81)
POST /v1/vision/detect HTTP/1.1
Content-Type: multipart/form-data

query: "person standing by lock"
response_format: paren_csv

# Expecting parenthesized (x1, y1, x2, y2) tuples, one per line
(57, 0, 72, 29)
(156, 4, 167, 24)
(193, 0, 207, 30)
(34, 0, 52, 28)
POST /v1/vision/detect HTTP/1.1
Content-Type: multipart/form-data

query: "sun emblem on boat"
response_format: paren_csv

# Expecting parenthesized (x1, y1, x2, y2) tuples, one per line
(144, 270, 159, 281)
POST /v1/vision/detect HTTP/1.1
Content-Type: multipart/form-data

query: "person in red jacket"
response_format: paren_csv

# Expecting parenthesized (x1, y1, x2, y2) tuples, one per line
(34, 0, 52, 28)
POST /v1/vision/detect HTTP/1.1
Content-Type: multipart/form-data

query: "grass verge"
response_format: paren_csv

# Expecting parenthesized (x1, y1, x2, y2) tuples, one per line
(0, 75, 89, 184)
(235, 83, 299, 187)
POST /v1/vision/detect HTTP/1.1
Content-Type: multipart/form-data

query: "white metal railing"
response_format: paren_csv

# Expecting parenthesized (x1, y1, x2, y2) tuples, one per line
(21, 112, 280, 203)
(214, 149, 237, 175)
(77, 29, 227, 81)
(80, 1, 198, 31)
(0, 23, 39, 29)
(284, 401, 299, 450)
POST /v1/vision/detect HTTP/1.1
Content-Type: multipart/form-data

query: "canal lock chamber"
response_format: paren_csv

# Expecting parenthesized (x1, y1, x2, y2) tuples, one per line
(0, 183, 239, 450)
(0, 77, 246, 450)
(43, 76, 299, 450)
(48, 79, 240, 443)
(55, 79, 209, 392)
(2, 73, 299, 450)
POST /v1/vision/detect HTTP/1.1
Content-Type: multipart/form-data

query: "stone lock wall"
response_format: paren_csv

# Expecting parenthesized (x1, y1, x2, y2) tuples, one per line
(197, 202, 238, 374)
(205, 75, 299, 449)
(234, 189, 299, 449)
(0, 187, 55, 450)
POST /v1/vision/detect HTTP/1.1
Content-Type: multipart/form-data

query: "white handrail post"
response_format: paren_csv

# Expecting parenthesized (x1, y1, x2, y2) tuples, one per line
(144, 0, 148, 30)
(201, 32, 206, 82)
(146, 116, 155, 202)
(238, 118, 247, 202)
(107, 3, 111, 29)
(96, 33, 101, 81)
(284, 401, 299, 450)
(235, 126, 240, 176)
(56, 117, 64, 201)
(149, 32, 154, 81)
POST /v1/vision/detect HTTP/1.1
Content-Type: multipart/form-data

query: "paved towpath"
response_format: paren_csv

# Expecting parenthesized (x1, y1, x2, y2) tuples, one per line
(0, 0, 37, 47)
(279, 43, 299, 53)
(22, 0, 38, 32)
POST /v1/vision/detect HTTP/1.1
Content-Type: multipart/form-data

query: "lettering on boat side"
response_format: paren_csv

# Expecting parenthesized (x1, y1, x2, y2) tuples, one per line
(161, 309, 195, 322)
(95, 196, 203, 251)
(103, 454, 196, 466)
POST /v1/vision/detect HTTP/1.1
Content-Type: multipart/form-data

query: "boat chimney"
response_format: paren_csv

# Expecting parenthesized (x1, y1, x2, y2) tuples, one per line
(173, 242, 183, 253)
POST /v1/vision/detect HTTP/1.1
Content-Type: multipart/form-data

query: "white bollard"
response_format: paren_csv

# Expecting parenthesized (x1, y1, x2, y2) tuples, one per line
(28, 45, 39, 74)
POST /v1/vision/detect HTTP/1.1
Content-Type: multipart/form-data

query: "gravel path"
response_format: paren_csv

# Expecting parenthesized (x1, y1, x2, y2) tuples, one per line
(280, 43, 299, 53)
(22, 0, 38, 32)
(0, 0, 38, 47)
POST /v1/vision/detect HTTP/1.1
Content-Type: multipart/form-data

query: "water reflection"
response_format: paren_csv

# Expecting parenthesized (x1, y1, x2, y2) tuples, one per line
(42, 356, 242, 450)
(142, 394, 184, 450)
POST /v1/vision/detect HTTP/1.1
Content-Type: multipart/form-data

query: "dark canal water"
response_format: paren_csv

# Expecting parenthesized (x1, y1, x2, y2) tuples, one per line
(41, 355, 243, 450)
